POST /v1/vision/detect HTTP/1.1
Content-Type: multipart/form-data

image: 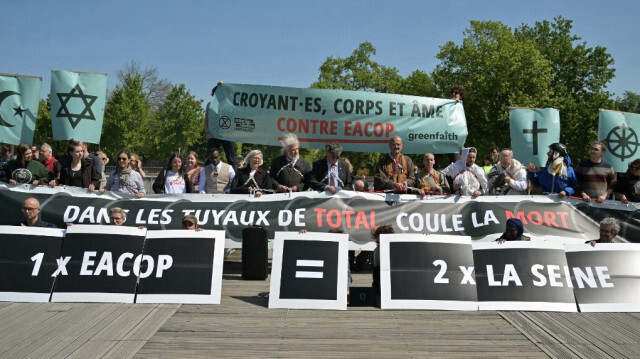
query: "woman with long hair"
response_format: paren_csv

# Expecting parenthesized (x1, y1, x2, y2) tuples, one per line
(184, 150, 202, 191)
(100, 148, 145, 197)
(152, 152, 193, 194)
(52, 140, 100, 190)
(1, 142, 52, 185)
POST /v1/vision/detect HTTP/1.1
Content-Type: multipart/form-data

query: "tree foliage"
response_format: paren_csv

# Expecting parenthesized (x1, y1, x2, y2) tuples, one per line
(153, 84, 205, 159)
(433, 17, 616, 162)
(617, 91, 640, 113)
(102, 73, 152, 156)
(117, 60, 172, 112)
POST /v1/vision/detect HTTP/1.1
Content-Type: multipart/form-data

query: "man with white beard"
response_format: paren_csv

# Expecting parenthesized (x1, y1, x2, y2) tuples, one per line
(442, 147, 488, 197)
(269, 133, 311, 192)
(487, 149, 528, 195)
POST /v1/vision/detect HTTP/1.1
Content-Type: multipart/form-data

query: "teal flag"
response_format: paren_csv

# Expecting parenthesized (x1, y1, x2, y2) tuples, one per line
(207, 83, 467, 154)
(598, 109, 640, 172)
(50, 70, 107, 144)
(0, 73, 42, 145)
(509, 108, 560, 167)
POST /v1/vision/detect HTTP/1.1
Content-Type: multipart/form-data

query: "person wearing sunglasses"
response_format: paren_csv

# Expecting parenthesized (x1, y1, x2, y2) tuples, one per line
(100, 148, 145, 197)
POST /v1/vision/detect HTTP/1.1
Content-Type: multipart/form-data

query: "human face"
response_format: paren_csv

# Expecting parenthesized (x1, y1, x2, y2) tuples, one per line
(31, 146, 39, 159)
(326, 153, 339, 165)
(286, 144, 299, 160)
(423, 154, 435, 170)
(117, 153, 130, 169)
(599, 225, 616, 242)
(22, 148, 33, 162)
(182, 221, 197, 230)
(451, 90, 461, 100)
(71, 146, 84, 162)
(186, 154, 197, 168)
(39, 146, 52, 160)
(171, 157, 182, 172)
(499, 151, 512, 168)
(22, 198, 40, 223)
(130, 156, 140, 169)
(589, 144, 604, 162)
(100, 155, 109, 165)
(389, 137, 403, 156)
(466, 152, 476, 167)
(505, 225, 519, 240)
(250, 154, 262, 169)
(209, 151, 221, 166)
(109, 213, 125, 226)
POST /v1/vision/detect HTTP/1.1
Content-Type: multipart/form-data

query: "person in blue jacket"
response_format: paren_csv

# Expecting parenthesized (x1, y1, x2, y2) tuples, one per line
(527, 143, 577, 198)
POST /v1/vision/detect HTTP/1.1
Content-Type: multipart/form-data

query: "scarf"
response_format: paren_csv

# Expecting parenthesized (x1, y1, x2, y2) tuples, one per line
(117, 166, 133, 187)
(547, 153, 568, 178)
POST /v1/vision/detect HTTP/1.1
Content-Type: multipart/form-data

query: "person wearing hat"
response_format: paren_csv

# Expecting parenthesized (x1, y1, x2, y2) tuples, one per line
(527, 143, 577, 198)
(496, 218, 530, 243)
(181, 214, 202, 231)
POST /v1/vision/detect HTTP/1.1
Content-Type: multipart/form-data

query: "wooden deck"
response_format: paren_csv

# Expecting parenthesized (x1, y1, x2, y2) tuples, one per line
(1, 253, 639, 359)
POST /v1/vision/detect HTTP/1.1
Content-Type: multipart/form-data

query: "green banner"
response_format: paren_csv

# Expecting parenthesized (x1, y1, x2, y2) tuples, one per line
(0, 73, 42, 145)
(598, 109, 640, 172)
(50, 70, 107, 144)
(207, 83, 467, 154)
(509, 107, 560, 167)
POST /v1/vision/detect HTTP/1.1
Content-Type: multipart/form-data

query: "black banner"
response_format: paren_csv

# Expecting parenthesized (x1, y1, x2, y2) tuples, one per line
(4, 185, 637, 245)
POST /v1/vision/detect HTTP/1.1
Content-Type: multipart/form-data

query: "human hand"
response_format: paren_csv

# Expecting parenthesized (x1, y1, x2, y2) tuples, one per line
(558, 190, 567, 198)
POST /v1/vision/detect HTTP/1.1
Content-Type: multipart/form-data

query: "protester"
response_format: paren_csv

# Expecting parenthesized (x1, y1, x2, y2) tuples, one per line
(614, 158, 640, 204)
(185, 150, 202, 191)
(19, 197, 57, 228)
(96, 150, 109, 189)
(270, 133, 311, 192)
(488, 146, 499, 165)
(488, 149, 528, 195)
(482, 154, 493, 175)
(53, 139, 100, 190)
(1, 143, 52, 185)
(374, 136, 418, 194)
(527, 143, 577, 198)
(30, 145, 40, 160)
(450, 85, 465, 102)
(199, 148, 235, 194)
(129, 153, 146, 179)
(372, 225, 395, 294)
(39, 143, 61, 181)
(230, 149, 275, 197)
(101, 148, 145, 197)
(586, 217, 620, 247)
(418, 152, 450, 195)
(442, 147, 488, 197)
(153, 152, 193, 194)
(80, 141, 104, 182)
(496, 218, 529, 243)
(575, 141, 616, 203)
(0, 144, 12, 166)
(306, 142, 353, 194)
(205, 81, 238, 171)
(181, 214, 203, 231)
(108, 207, 127, 226)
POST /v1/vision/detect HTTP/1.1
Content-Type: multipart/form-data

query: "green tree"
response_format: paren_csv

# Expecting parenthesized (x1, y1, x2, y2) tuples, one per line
(102, 73, 152, 157)
(515, 16, 616, 161)
(432, 20, 554, 154)
(617, 91, 640, 113)
(117, 60, 172, 112)
(33, 98, 53, 147)
(153, 84, 205, 159)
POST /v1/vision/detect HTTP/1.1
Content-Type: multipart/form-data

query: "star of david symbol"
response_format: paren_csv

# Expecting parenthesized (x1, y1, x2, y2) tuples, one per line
(13, 106, 27, 118)
(56, 84, 98, 129)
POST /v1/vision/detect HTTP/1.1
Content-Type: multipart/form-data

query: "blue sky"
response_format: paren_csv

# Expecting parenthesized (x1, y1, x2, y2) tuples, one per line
(2, 0, 638, 104)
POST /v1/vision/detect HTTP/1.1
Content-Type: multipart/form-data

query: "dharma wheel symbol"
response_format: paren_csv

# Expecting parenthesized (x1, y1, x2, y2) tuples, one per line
(606, 125, 638, 160)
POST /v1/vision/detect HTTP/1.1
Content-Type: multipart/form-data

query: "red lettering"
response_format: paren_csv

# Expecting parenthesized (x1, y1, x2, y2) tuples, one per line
(544, 211, 559, 227)
(314, 208, 326, 228)
(343, 210, 354, 228)
(385, 123, 394, 137)
(557, 212, 569, 228)
(330, 121, 338, 135)
(373, 123, 384, 137)
(277, 117, 286, 132)
(320, 120, 329, 135)
(354, 211, 369, 229)
(326, 209, 341, 228)
(527, 211, 543, 225)
(344, 121, 352, 136)
(505, 210, 528, 224)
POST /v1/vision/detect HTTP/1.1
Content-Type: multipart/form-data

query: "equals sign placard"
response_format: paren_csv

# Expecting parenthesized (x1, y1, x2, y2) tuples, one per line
(295, 260, 324, 278)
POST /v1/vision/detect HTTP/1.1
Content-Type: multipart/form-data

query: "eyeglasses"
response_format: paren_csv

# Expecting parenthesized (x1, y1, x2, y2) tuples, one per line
(22, 206, 39, 212)
(100, 157, 107, 161)
(182, 221, 196, 227)
(118, 157, 128, 161)
(451, 91, 460, 95)
(110, 216, 123, 221)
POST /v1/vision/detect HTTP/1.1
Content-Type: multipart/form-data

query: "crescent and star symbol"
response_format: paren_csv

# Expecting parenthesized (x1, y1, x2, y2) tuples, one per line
(0, 90, 21, 127)
(56, 84, 97, 129)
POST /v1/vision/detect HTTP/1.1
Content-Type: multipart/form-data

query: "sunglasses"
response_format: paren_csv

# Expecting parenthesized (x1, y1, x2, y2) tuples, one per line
(118, 157, 128, 161)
